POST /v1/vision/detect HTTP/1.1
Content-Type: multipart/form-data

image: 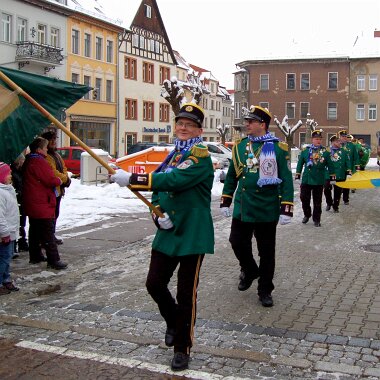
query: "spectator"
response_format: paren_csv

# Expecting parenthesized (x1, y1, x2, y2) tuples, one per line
(22, 137, 68, 270)
(0, 162, 20, 295)
(41, 131, 71, 245)
(10, 153, 28, 256)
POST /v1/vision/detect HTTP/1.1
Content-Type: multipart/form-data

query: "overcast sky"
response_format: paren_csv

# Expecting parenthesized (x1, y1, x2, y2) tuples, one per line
(105, 0, 380, 89)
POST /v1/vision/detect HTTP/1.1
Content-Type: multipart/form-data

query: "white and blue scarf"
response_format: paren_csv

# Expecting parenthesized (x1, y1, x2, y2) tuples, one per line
(154, 136, 203, 173)
(248, 133, 282, 187)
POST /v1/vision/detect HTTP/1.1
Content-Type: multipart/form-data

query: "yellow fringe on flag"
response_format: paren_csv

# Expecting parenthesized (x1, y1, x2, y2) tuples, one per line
(0, 84, 20, 123)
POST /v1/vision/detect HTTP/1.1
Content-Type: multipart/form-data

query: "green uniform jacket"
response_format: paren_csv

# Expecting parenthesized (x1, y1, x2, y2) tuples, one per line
(221, 138, 294, 223)
(325, 147, 350, 181)
(129, 144, 215, 257)
(296, 146, 334, 185)
(342, 142, 360, 172)
(357, 144, 370, 169)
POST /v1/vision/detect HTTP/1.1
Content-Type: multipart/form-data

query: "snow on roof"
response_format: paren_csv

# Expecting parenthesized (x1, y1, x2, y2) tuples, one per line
(45, 0, 127, 28)
(173, 50, 191, 71)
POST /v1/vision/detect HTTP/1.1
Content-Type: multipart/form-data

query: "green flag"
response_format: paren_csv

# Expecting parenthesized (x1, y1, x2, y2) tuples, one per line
(0, 66, 91, 164)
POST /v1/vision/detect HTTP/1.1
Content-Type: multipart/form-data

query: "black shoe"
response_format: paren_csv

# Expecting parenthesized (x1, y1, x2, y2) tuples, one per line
(47, 261, 68, 270)
(302, 216, 310, 224)
(171, 352, 190, 371)
(238, 270, 257, 291)
(29, 256, 47, 264)
(333, 208, 339, 213)
(18, 239, 29, 251)
(344, 201, 349, 205)
(259, 294, 273, 307)
(325, 205, 331, 211)
(314, 221, 321, 227)
(55, 238, 63, 245)
(165, 327, 175, 347)
(12, 252, 20, 259)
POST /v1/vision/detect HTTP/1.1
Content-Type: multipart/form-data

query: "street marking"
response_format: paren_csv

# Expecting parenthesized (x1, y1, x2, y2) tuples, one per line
(16, 341, 252, 380)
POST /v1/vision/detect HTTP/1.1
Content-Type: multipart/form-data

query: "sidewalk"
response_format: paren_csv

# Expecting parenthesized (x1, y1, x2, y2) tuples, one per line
(1, 184, 380, 379)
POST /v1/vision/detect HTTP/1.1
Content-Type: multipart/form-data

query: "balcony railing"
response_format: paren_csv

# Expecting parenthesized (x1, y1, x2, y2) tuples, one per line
(15, 41, 64, 69)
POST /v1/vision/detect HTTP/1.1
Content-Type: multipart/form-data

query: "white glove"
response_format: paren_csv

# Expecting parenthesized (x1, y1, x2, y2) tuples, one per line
(330, 180, 336, 185)
(158, 212, 174, 229)
(110, 170, 132, 187)
(346, 174, 352, 179)
(279, 215, 292, 225)
(221, 207, 231, 217)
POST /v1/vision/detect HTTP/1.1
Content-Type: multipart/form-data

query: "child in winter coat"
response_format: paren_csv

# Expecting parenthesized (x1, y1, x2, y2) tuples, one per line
(0, 162, 20, 295)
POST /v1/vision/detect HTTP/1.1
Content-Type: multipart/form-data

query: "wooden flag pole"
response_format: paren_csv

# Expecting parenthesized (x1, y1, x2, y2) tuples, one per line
(0, 71, 164, 217)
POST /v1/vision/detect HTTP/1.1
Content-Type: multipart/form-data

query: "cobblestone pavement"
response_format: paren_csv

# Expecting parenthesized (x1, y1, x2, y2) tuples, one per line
(1, 183, 380, 379)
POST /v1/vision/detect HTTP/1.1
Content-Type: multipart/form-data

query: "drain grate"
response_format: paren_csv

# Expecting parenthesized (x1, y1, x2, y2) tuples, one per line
(362, 244, 380, 253)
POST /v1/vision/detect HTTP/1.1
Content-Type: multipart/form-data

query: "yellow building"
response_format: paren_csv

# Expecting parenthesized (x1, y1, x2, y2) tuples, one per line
(65, 10, 125, 157)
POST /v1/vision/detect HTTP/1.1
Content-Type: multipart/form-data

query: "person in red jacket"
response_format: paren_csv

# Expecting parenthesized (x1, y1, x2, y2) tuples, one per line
(22, 137, 68, 270)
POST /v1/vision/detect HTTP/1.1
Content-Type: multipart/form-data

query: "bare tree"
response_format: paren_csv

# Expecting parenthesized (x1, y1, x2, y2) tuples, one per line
(273, 115, 303, 155)
(160, 77, 203, 115)
(216, 124, 230, 145)
(305, 113, 319, 145)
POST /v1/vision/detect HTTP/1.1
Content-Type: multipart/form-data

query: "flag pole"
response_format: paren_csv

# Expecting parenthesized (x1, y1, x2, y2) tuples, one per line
(0, 71, 164, 217)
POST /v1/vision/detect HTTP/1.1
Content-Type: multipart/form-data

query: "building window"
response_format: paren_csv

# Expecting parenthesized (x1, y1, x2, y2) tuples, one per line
(369, 74, 377, 91)
(38, 23, 47, 45)
(286, 73, 296, 90)
(286, 102, 295, 119)
(155, 40, 160, 54)
(327, 102, 337, 120)
(83, 75, 91, 99)
(369, 104, 377, 121)
(259, 102, 269, 110)
(96, 37, 102, 60)
(71, 73, 79, 83)
(145, 4, 152, 18)
(159, 66, 170, 84)
(143, 62, 154, 83)
(234, 102, 241, 119)
(1, 13, 12, 43)
(132, 34, 139, 47)
(139, 35, 145, 49)
(72, 29, 79, 54)
(159, 103, 170, 122)
(17, 18, 27, 42)
(211, 100, 214, 111)
(95, 78, 102, 101)
(260, 74, 269, 90)
(328, 72, 338, 90)
(357, 75, 365, 91)
(300, 73, 310, 90)
(84, 33, 91, 57)
(106, 80, 112, 102)
(125, 99, 137, 120)
(124, 57, 137, 80)
(143, 101, 154, 121)
(299, 132, 306, 147)
(300, 102, 310, 118)
(356, 104, 365, 120)
(106, 40, 113, 63)
(50, 27, 59, 47)
(210, 118, 214, 129)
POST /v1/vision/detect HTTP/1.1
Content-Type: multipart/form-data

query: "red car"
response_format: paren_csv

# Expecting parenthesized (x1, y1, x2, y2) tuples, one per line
(56, 146, 85, 175)
(56, 146, 117, 176)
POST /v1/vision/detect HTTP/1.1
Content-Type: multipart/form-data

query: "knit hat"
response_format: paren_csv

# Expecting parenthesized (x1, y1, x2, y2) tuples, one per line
(0, 162, 11, 184)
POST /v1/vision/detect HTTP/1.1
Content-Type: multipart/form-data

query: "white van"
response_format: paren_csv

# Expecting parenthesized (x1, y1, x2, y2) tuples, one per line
(203, 142, 232, 168)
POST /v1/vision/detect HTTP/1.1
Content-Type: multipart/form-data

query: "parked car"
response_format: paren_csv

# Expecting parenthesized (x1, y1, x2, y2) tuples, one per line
(56, 146, 85, 176)
(56, 146, 116, 176)
(203, 142, 232, 168)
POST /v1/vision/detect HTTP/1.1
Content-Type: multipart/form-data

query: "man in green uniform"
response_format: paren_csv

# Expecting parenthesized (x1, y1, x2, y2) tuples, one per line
(357, 138, 371, 171)
(111, 103, 214, 371)
(338, 130, 360, 204)
(295, 129, 335, 227)
(324, 135, 351, 212)
(220, 105, 294, 308)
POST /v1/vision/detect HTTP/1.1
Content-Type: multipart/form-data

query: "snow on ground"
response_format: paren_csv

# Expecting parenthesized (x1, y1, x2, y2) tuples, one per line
(57, 159, 379, 232)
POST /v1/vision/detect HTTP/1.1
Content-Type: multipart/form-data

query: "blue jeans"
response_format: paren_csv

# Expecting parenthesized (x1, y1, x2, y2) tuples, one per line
(0, 240, 14, 284)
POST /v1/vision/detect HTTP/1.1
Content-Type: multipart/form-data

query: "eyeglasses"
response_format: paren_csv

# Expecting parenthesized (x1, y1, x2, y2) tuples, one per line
(176, 121, 198, 129)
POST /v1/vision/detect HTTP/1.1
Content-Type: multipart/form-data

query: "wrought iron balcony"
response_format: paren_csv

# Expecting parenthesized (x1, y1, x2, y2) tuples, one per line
(15, 41, 64, 71)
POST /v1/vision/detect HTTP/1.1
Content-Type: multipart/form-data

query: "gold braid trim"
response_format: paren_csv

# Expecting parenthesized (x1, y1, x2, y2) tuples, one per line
(278, 141, 289, 152)
(190, 145, 209, 158)
(232, 140, 244, 178)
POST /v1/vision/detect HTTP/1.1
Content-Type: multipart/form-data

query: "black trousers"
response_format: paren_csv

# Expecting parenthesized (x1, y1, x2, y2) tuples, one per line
(28, 218, 60, 264)
(229, 218, 277, 296)
(324, 181, 343, 210)
(146, 249, 204, 354)
(300, 184, 323, 223)
(342, 188, 350, 203)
